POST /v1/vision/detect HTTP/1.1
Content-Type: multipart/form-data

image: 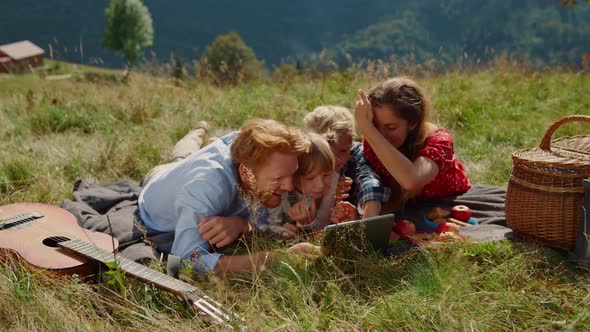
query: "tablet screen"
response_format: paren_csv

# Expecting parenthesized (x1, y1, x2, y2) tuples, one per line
(322, 213, 395, 256)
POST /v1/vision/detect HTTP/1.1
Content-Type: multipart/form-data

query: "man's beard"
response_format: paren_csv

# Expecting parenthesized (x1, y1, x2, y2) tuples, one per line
(240, 166, 275, 204)
(238, 169, 272, 223)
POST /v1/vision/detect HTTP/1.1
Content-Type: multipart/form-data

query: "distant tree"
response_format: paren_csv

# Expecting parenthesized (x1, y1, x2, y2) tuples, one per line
(198, 32, 263, 85)
(171, 51, 185, 80)
(102, 0, 154, 79)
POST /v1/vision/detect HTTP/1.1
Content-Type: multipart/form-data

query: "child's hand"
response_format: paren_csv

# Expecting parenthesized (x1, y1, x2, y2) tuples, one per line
(335, 176, 353, 201)
(280, 223, 299, 240)
(354, 89, 374, 133)
(288, 197, 317, 226)
(330, 201, 359, 224)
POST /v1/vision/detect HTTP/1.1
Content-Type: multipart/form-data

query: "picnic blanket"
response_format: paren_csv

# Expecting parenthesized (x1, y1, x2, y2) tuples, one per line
(60, 180, 513, 262)
(385, 184, 513, 255)
(401, 184, 507, 225)
(60, 179, 173, 262)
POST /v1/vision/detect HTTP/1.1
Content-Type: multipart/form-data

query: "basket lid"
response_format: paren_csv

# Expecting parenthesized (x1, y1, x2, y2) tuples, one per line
(512, 116, 590, 173)
(513, 137, 590, 172)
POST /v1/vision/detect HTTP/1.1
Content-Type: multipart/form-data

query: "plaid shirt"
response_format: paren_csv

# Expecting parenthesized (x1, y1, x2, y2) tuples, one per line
(343, 142, 392, 210)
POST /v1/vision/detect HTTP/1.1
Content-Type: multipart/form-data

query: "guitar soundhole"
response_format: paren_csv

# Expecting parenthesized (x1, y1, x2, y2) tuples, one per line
(42, 236, 70, 248)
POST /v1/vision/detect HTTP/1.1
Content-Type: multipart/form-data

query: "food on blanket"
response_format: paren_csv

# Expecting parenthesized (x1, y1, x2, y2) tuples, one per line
(426, 207, 450, 220)
(451, 205, 471, 222)
(437, 231, 463, 241)
(393, 220, 417, 239)
(433, 217, 448, 225)
(389, 230, 401, 241)
(447, 217, 470, 227)
(435, 222, 460, 234)
(408, 232, 434, 245)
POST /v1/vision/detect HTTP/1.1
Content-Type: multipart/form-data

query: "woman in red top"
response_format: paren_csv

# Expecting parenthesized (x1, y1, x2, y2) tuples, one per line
(355, 76, 471, 201)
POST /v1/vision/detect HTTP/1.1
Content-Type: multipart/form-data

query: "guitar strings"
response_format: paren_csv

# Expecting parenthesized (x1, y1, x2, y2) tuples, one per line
(1, 209, 240, 328)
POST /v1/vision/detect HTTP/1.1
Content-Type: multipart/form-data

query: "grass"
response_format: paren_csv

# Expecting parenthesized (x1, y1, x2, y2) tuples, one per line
(0, 60, 589, 330)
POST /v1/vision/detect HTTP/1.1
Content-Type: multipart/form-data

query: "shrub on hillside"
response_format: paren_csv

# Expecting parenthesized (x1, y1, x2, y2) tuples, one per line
(198, 32, 263, 85)
(272, 63, 299, 83)
(29, 105, 95, 134)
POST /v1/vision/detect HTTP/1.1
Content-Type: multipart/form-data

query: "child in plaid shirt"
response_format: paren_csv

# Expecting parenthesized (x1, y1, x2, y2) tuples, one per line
(304, 106, 392, 222)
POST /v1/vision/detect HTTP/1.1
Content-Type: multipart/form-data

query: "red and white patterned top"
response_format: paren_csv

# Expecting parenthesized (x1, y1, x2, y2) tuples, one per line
(363, 128, 471, 199)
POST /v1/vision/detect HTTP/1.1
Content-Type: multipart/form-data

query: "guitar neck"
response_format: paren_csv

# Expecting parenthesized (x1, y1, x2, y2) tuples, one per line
(59, 239, 236, 328)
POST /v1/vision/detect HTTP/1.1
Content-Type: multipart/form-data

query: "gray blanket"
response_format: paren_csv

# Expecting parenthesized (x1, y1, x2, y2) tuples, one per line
(60, 180, 513, 262)
(60, 179, 174, 262)
(401, 184, 508, 226)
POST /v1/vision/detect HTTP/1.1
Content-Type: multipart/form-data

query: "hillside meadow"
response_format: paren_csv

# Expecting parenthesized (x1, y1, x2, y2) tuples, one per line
(0, 61, 589, 331)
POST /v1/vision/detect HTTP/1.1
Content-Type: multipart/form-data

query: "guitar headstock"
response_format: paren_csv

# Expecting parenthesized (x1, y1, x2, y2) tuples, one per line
(183, 290, 245, 330)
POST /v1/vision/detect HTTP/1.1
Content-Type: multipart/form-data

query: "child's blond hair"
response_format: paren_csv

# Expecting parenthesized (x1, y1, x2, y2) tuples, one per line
(303, 105, 355, 145)
(296, 132, 335, 178)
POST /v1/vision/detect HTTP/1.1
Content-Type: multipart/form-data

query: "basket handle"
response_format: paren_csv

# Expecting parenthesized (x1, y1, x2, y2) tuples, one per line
(539, 114, 590, 150)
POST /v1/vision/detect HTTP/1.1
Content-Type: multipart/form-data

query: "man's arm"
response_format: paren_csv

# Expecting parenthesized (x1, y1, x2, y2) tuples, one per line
(215, 252, 273, 273)
(171, 168, 251, 272)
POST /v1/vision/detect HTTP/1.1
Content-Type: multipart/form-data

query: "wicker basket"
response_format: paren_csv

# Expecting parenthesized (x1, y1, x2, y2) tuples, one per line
(506, 115, 590, 250)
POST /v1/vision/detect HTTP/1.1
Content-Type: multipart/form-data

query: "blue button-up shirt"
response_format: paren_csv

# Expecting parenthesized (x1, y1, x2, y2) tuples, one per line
(138, 132, 268, 272)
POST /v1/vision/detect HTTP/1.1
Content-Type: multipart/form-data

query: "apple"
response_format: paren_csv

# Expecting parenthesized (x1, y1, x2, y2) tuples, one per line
(426, 207, 450, 220)
(393, 220, 416, 239)
(451, 205, 472, 222)
(435, 222, 461, 234)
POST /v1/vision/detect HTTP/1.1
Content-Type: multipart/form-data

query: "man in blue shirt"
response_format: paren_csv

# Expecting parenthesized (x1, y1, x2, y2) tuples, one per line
(138, 119, 310, 273)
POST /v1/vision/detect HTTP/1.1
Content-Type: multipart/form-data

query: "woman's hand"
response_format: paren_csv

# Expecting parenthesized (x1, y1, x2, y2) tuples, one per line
(330, 201, 359, 224)
(288, 197, 317, 226)
(354, 89, 374, 134)
(335, 176, 353, 201)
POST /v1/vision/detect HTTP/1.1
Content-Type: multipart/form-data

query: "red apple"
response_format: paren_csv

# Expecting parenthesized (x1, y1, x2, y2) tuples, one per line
(393, 220, 416, 239)
(435, 222, 461, 234)
(451, 205, 471, 222)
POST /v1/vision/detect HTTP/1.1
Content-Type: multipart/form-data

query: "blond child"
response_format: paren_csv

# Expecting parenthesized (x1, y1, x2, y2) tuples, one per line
(304, 105, 392, 222)
(266, 132, 338, 238)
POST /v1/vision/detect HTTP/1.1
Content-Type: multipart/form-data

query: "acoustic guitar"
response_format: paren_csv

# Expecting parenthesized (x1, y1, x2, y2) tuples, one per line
(0, 203, 240, 329)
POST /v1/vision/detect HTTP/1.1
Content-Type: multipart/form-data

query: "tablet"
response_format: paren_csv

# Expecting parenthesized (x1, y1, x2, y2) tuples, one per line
(322, 213, 395, 255)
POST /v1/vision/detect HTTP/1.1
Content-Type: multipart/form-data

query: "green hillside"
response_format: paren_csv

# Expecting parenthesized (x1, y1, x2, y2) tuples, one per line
(0, 61, 589, 330)
(1, 1, 589, 68)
